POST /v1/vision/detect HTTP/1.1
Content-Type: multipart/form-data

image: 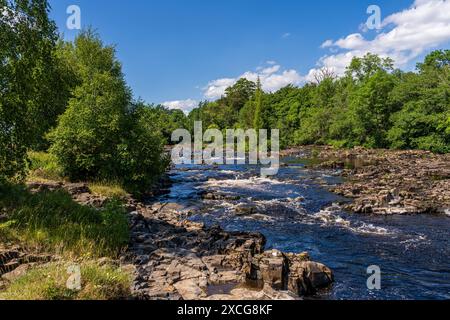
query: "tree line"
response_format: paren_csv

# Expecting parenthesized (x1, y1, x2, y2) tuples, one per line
(187, 52, 449, 153)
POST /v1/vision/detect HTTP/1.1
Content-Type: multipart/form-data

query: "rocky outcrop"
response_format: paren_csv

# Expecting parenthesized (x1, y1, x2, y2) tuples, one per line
(125, 202, 334, 300)
(249, 250, 333, 296)
(299, 147, 450, 215)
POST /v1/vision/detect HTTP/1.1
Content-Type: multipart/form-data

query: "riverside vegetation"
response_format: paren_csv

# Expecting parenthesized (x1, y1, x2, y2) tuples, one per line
(0, 0, 448, 300)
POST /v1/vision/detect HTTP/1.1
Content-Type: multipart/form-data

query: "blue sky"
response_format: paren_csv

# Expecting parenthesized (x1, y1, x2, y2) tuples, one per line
(48, 0, 450, 112)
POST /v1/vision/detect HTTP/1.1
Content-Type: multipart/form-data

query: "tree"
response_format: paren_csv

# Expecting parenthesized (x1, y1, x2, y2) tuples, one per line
(118, 105, 169, 193)
(49, 31, 167, 190)
(253, 77, 264, 131)
(349, 70, 397, 147)
(346, 53, 394, 82)
(0, 0, 60, 181)
(387, 50, 450, 153)
(49, 72, 131, 180)
(225, 78, 256, 112)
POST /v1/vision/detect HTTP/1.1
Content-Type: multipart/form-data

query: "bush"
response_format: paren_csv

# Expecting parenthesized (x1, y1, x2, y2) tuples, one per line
(0, 261, 131, 300)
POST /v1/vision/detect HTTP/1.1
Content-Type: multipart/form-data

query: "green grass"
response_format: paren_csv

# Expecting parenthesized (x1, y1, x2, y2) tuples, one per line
(27, 151, 64, 182)
(0, 183, 129, 258)
(0, 261, 131, 300)
(88, 181, 128, 199)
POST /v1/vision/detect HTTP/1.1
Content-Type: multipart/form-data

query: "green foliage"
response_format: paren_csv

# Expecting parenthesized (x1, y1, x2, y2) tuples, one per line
(48, 31, 167, 193)
(48, 71, 131, 180)
(118, 104, 170, 193)
(0, 261, 131, 300)
(387, 50, 450, 153)
(0, 184, 129, 257)
(137, 103, 188, 144)
(0, 0, 63, 181)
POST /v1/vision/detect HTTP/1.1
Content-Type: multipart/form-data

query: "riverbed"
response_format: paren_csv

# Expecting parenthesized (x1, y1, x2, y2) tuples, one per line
(157, 155, 450, 300)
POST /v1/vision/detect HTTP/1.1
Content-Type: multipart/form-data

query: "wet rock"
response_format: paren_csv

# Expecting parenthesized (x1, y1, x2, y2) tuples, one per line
(253, 250, 287, 290)
(235, 204, 259, 216)
(202, 192, 241, 201)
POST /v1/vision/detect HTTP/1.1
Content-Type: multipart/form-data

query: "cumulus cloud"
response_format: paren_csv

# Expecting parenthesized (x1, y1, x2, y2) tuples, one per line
(306, 0, 450, 80)
(162, 99, 198, 113)
(203, 63, 303, 99)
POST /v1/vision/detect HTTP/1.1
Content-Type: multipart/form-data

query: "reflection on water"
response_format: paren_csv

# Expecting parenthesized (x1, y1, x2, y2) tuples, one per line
(158, 157, 450, 300)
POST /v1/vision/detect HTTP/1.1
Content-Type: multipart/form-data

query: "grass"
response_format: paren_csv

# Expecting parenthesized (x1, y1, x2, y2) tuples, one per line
(27, 151, 64, 182)
(0, 260, 131, 300)
(0, 183, 129, 258)
(1, 153, 133, 300)
(27, 152, 128, 198)
(88, 181, 128, 199)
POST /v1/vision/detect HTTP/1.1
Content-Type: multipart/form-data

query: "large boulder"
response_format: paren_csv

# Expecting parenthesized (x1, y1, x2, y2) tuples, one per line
(249, 249, 333, 296)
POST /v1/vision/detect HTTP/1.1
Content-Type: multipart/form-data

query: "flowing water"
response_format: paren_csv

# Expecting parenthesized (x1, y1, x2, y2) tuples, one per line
(157, 156, 450, 300)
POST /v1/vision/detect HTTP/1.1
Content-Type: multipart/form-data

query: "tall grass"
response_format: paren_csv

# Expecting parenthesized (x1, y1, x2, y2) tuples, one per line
(0, 261, 131, 300)
(88, 181, 128, 198)
(27, 151, 64, 182)
(0, 183, 129, 258)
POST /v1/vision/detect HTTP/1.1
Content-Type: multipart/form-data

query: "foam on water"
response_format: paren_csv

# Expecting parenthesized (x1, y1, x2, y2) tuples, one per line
(204, 176, 287, 188)
(312, 205, 395, 236)
(444, 208, 450, 217)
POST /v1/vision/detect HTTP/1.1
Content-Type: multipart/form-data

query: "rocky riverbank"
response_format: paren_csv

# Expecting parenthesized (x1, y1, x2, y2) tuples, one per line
(125, 201, 333, 300)
(283, 146, 450, 215)
(1, 180, 334, 300)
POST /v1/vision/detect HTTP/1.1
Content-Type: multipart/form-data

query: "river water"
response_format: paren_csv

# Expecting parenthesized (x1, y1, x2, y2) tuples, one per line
(157, 155, 450, 300)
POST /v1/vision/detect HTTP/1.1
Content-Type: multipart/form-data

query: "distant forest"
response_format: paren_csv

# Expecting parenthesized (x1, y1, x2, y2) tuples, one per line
(184, 51, 449, 153)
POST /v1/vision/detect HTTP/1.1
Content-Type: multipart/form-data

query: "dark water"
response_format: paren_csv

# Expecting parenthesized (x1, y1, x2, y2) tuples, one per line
(158, 156, 450, 300)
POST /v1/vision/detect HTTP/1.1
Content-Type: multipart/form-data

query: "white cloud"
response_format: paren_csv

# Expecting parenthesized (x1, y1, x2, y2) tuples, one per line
(321, 40, 334, 48)
(307, 0, 450, 80)
(282, 32, 291, 39)
(203, 63, 303, 99)
(203, 78, 236, 99)
(261, 65, 281, 75)
(162, 99, 198, 113)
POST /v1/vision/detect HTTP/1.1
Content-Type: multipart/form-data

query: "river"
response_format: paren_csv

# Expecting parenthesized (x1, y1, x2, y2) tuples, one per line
(156, 154, 450, 300)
